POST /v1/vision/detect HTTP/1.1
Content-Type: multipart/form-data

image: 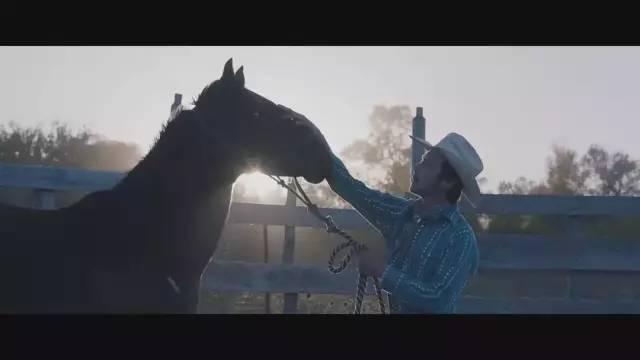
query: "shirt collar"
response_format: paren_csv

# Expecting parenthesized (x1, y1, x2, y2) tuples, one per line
(408, 200, 458, 223)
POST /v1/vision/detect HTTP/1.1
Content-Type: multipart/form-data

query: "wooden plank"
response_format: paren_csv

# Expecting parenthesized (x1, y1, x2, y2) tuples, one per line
(0, 163, 124, 192)
(457, 296, 640, 314)
(227, 202, 373, 229)
(202, 257, 640, 296)
(478, 233, 640, 272)
(462, 193, 640, 216)
(3, 162, 640, 217)
(230, 196, 640, 227)
(218, 230, 640, 273)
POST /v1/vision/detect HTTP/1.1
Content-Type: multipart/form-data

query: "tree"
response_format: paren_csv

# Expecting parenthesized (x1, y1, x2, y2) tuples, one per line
(297, 182, 349, 209)
(581, 145, 640, 196)
(0, 122, 142, 208)
(339, 105, 487, 230)
(489, 143, 640, 236)
(0, 122, 141, 171)
(545, 145, 590, 195)
(491, 177, 550, 234)
(491, 146, 591, 235)
(498, 176, 548, 196)
(340, 105, 413, 195)
(497, 144, 640, 198)
(296, 105, 414, 209)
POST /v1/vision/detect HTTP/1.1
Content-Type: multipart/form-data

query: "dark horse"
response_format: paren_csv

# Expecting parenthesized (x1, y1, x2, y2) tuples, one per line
(0, 59, 332, 313)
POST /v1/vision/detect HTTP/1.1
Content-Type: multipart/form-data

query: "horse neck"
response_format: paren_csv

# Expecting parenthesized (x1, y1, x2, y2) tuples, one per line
(113, 110, 241, 213)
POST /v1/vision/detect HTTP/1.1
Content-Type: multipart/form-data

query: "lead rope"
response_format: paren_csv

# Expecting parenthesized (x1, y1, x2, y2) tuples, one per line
(268, 175, 387, 315)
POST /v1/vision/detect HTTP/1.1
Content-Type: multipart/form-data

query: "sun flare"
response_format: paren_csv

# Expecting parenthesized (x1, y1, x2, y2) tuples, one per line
(235, 171, 282, 199)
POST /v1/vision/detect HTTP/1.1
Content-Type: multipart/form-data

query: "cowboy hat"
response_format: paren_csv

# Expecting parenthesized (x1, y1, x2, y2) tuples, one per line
(409, 132, 484, 207)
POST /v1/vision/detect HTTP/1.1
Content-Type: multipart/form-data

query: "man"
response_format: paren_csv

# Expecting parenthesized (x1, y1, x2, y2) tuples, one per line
(325, 132, 483, 314)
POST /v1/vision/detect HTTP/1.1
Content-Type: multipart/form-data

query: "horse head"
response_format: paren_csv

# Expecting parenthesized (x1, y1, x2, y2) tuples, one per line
(191, 58, 332, 184)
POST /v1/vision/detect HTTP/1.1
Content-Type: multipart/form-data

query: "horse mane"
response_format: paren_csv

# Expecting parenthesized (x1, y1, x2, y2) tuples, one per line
(149, 104, 189, 160)
(114, 88, 242, 201)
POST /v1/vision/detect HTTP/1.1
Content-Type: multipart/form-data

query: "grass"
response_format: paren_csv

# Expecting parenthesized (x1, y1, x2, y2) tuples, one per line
(198, 291, 387, 314)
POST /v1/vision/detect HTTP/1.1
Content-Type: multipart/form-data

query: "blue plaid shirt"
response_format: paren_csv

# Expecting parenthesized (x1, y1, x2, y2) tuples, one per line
(328, 154, 479, 314)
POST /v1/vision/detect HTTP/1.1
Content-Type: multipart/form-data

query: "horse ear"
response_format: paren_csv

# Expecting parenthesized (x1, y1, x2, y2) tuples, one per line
(221, 58, 234, 81)
(235, 66, 245, 87)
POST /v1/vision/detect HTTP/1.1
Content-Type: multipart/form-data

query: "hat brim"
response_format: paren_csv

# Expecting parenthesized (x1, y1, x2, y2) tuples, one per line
(460, 176, 481, 208)
(409, 134, 482, 208)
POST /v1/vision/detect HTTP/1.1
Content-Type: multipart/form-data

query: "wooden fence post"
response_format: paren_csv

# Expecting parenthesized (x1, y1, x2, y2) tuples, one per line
(411, 107, 426, 180)
(564, 213, 589, 300)
(406, 107, 426, 199)
(171, 93, 183, 114)
(35, 189, 55, 210)
(282, 178, 298, 313)
(263, 224, 271, 314)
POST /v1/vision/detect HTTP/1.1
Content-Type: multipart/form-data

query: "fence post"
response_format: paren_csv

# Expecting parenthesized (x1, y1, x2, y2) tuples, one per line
(282, 178, 298, 313)
(263, 224, 271, 314)
(405, 107, 426, 199)
(411, 107, 426, 181)
(35, 189, 55, 210)
(171, 93, 183, 114)
(564, 214, 588, 300)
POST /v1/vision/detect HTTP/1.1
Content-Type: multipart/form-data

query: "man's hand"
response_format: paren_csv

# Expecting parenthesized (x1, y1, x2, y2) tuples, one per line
(358, 247, 388, 278)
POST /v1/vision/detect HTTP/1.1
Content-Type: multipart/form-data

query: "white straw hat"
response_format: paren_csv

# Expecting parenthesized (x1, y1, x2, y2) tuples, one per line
(409, 132, 484, 207)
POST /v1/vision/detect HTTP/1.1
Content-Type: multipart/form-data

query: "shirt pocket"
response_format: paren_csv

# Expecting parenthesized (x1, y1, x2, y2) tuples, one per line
(389, 221, 417, 262)
(416, 236, 453, 292)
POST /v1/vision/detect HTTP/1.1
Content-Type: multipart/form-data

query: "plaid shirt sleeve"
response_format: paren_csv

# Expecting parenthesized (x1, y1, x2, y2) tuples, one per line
(327, 153, 409, 241)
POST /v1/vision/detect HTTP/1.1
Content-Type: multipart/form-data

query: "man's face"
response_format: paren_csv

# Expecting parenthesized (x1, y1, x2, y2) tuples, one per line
(410, 148, 448, 197)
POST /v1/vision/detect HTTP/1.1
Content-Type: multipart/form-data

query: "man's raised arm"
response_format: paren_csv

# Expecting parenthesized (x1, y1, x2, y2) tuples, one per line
(326, 153, 411, 242)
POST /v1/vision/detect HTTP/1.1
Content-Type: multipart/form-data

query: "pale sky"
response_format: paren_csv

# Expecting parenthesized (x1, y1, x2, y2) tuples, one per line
(2, 46, 640, 196)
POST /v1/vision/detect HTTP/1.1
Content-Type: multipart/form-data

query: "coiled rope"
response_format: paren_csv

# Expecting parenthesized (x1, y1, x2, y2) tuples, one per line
(268, 176, 386, 314)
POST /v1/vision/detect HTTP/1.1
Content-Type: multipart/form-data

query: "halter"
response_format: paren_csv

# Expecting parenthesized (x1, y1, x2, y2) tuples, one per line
(268, 175, 387, 315)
